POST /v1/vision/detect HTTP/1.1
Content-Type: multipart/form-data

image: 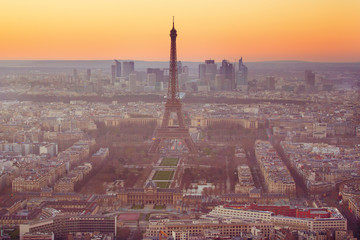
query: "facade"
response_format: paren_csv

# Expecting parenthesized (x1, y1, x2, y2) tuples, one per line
(122, 61, 134, 78)
(147, 72, 157, 86)
(12, 174, 49, 192)
(39, 143, 58, 158)
(236, 57, 248, 89)
(111, 64, 116, 84)
(220, 191, 289, 204)
(23, 232, 54, 240)
(102, 115, 257, 130)
(235, 165, 255, 193)
(54, 177, 74, 192)
(209, 205, 347, 232)
(20, 216, 116, 240)
(210, 205, 273, 221)
(147, 68, 164, 83)
(91, 148, 109, 161)
(198, 63, 206, 80)
(313, 122, 327, 139)
(199, 59, 217, 90)
(220, 60, 235, 90)
(86, 69, 91, 81)
(73, 69, 78, 81)
(191, 115, 258, 129)
(0, 198, 27, 215)
(114, 59, 121, 78)
(305, 70, 315, 87)
(146, 218, 273, 239)
(129, 73, 137, 92)
(265, 76, 276, 90)
(117, 181, 183, 205)
(100, 116, 159, 127)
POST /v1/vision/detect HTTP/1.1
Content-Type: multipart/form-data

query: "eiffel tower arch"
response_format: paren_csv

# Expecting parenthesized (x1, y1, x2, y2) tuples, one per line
(149, 19, 197, 154)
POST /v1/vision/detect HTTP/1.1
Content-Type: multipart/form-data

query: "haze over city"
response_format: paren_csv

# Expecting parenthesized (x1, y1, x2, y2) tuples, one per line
(0, 1, 360, 240)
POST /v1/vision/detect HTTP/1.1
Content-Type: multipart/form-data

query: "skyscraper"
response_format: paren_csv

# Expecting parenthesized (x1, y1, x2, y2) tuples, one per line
(220, 60, 235, 90)
(198, 64, 206, 79)
(265, 76, 276, 90)
(86, 69, 91, 81)
(73, 68, 78, 81)
(199, 60, 217, 90)
(177, 61, 183, 74)
(147, 68, 164, 82)
(111, 65, 116, 84)
(114, 59, 121, 78)
(129, 73, 137, 92)
(236, 57, 248, 89)
(122, 61, 134, 78)
(305, 70, 315, 87)
(147, 73, 157, 86)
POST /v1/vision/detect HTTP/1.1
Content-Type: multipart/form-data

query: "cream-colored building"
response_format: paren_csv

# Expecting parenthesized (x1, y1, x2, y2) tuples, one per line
(54, 177, 74, 192)
(313, 122, 327, 139)
(191, 115, 258, 129)
(12, 174, 49, 192)
(235, 165, 255, 194)
(209, 205, 347, 232)
(146, 218, 273, 239)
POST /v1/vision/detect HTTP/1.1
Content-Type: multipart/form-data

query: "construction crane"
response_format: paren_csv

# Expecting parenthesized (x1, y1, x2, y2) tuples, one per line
(159, 230, 168, 240)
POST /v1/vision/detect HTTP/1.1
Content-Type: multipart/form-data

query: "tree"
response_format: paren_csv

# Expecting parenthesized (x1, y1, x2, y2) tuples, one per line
(130, 229, 143, 240)
(10, 228, 19, 240)
(117, 227, 131, 240)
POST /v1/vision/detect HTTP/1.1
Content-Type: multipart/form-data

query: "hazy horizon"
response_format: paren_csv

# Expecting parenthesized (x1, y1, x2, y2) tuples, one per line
(1, 0, 359, 62)
(1, 59, 360, 63)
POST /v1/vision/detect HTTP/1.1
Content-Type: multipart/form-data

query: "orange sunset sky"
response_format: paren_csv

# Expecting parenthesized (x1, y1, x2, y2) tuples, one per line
(1, 0, 360, 62)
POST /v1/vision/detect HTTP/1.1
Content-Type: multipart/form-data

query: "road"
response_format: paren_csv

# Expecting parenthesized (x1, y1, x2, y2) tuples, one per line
(272, 142, 309, 198)
(244, 144, 267, 191)
(225, 157, 231, 193)
(266, 128, 309, 198)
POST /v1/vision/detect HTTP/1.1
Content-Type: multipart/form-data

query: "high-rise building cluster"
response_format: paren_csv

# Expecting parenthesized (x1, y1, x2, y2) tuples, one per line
(111, 60, 134, 85)
(198, 58, 248, 91)
(108, 58, 248, 93)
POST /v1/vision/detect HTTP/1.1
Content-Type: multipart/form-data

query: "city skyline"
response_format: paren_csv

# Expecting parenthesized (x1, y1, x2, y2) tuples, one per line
(1, 0, 360, 62)
(1, 11, 360, 238)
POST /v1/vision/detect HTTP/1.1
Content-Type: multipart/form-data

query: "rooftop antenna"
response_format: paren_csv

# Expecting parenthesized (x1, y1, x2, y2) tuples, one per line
(173, 16, 174, 28)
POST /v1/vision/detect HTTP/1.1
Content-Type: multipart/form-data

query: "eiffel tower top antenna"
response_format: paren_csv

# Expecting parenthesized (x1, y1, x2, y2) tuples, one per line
(168, 16, 179, 102)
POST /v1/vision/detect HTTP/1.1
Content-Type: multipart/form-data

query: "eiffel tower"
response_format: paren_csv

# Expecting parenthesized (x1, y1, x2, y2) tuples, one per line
(149, 19, 197, 154)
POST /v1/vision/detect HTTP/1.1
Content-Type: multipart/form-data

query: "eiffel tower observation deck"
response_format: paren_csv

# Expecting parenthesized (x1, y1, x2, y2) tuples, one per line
(148, 18, 197, 154)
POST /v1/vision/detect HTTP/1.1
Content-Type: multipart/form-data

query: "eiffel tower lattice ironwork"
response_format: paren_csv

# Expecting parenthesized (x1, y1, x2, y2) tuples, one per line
(149, 19, 196, 154)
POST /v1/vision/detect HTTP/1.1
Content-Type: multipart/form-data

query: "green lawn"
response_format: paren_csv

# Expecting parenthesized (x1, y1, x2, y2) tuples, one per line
(131, 204, 144, 209)
(152, 170, 174, 180)
(153, 204, 166, 209)
(160, 157, 179, 166)
(155, 182, 170, 188)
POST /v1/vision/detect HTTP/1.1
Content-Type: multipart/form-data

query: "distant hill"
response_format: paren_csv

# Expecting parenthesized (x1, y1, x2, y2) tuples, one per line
(0, 60, 359, 74)
(245, 61, 360, 72)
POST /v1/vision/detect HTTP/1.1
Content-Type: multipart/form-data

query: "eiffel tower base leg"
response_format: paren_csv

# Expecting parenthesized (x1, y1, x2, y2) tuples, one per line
(149, 139, 161, 154)
(184, 137, 196, 154)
